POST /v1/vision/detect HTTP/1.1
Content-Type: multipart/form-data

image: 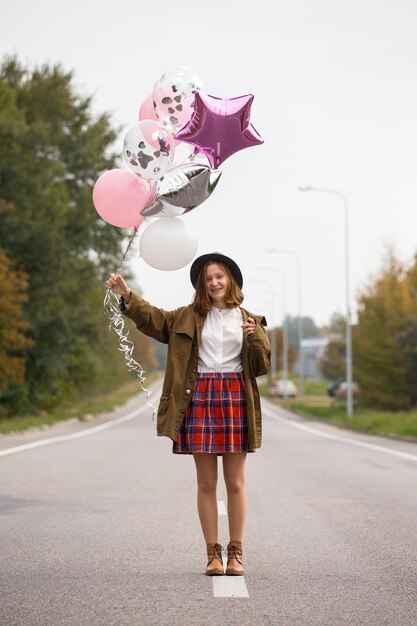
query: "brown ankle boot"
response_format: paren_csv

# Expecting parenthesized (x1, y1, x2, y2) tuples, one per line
(205, 543, 224, 576)
(226, 540, 244, 576)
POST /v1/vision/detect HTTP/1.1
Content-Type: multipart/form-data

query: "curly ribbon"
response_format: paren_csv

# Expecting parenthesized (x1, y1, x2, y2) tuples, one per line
(104, 226, 158, 419)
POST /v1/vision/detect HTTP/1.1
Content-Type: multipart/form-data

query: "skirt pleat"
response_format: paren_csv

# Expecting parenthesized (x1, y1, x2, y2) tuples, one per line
(172, 372, 249, 455)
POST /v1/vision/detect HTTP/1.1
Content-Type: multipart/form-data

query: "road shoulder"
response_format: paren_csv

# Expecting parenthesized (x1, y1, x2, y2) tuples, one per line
(263, 397, 417, 457)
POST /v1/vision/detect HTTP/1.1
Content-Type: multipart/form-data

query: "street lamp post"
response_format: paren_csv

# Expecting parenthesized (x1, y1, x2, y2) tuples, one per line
(298, 186, 353, 417)
(258, 266, 288, 391)
(267, 248, 304, 403)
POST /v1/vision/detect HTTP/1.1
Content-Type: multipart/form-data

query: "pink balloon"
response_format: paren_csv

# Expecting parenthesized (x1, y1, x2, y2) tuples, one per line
(139, 94, 159, 122)
(92, 169, 148, 228)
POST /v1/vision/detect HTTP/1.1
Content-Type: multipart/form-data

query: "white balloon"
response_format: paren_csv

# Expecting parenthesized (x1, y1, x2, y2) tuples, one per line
(139, 217, 198, 271)
(135, 217, 158, 238)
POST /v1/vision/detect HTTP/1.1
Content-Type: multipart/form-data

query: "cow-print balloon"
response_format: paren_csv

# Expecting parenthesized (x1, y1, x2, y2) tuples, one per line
(137, 151, 154, 170)
(153, 67, 204, 131)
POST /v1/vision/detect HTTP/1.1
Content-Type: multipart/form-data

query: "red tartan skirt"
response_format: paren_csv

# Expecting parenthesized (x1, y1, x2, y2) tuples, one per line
(172, 372, 250, 455)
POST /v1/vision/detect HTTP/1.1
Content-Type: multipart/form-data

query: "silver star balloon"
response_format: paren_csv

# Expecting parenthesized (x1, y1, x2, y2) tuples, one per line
(141, 163, 222, 218)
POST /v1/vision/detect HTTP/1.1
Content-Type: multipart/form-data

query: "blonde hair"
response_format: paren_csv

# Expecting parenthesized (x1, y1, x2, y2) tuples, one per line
(192, 262, 244, 315)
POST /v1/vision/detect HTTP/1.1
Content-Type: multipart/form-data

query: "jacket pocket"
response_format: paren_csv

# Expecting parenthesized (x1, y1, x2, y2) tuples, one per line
(168, 330, 193, 360)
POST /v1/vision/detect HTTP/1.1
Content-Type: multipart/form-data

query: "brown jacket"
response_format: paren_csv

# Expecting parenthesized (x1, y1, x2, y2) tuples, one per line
(122, 292, 271, 451)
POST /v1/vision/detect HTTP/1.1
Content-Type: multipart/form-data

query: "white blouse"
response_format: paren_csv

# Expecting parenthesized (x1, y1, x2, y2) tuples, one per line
(198, 306, 243, 373)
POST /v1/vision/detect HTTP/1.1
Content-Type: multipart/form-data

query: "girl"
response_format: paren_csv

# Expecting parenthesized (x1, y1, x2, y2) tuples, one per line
(106, 252, 271, 576)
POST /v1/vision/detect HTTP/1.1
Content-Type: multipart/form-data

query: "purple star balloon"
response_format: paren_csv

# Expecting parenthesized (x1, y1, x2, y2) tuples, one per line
(175, 91, 264, 168)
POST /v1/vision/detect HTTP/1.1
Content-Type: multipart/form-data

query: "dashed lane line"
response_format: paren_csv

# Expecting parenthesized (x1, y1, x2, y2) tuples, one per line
(212, 500, 249, 597)
(213, 574, 249, 598)
(217, 499, 227, 516)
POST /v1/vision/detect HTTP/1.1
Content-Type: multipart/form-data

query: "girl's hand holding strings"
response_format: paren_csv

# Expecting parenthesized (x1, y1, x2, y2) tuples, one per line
(106, 273, 131, 302)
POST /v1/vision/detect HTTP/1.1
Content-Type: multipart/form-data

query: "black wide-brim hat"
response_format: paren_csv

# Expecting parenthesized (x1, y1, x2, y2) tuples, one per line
(190, 253, 243, 289)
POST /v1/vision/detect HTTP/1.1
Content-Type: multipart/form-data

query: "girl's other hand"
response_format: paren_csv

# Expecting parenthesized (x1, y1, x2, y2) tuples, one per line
(242, 317, 256, 338)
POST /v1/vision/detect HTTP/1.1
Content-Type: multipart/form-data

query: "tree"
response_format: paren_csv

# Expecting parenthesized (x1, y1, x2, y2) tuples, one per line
(397, 317, 417, 406)
(353, 251, 411, 410)
(268, 327, 298, 373)
(396, 253, 417, 405)
(319, 313, 346, 380)
(0, 243, 34, 391)
(0, 199, 35, 413)
(0, 56, 156, 412)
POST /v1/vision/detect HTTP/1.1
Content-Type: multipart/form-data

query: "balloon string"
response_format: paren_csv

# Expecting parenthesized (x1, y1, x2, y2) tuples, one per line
(115, 226, 139, 273)
(104, 228, 158, 419)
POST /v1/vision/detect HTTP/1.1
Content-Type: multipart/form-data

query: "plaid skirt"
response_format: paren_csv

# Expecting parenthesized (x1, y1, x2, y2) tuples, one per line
(172, 372, 250, 455)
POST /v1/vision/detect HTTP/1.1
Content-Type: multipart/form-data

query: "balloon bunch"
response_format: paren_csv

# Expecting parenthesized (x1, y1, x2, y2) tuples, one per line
(95, 66, 263, 405)
(92, 65, 264, 271)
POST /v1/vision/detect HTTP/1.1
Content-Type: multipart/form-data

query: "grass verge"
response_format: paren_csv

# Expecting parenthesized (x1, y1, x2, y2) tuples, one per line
(261, 377, 417, 440)
(0, 375, 159, 436)
(289, 403, 417, 439)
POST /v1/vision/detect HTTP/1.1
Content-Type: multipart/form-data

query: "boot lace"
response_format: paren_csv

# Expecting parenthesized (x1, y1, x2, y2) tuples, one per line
(207, 543, 223, 566)
(227, 545, 243, 565)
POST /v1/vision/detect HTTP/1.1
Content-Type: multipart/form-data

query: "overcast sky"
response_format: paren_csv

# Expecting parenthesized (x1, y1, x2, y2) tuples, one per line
(2, 0, 417, 327)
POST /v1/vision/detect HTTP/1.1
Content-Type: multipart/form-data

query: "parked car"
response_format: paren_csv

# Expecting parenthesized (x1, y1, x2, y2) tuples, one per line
(336, 381, 360, 398)
(327, 380, 341, 398)
(269, 380, 298, 398)
(327, 380, 360, 398)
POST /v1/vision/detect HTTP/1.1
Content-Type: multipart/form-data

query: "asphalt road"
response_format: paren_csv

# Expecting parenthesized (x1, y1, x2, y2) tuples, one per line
(0, 384, 416, 626)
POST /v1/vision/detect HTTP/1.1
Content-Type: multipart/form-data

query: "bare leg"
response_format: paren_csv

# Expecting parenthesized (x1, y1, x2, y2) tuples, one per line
(222, 452, 247, 573)
(193, 453, 219, 543)
(222, 452, 247, 541)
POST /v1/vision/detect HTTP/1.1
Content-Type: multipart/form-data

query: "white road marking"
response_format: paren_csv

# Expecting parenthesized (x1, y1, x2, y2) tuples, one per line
(213, 505, 249, 597)
(0, 403, 150, 458)
(263, 406, 417, 462)
(217, 499, 227, 516)
(213, 573, 249, 598)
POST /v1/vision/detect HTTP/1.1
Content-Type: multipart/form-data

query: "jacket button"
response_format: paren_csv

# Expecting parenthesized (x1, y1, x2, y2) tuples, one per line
(186, 389, 191, 395)
(192, 368, 197, 372)
(180, 409, 185, 414)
